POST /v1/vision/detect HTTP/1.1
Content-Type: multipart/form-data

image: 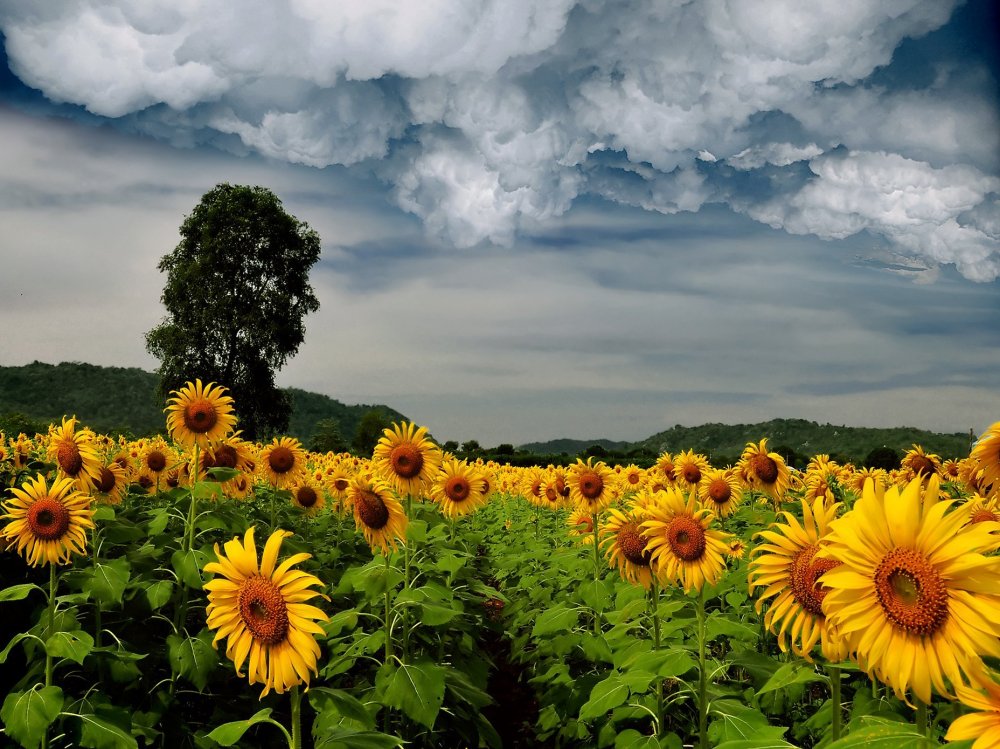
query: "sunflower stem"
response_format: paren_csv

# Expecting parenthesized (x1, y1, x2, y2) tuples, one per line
(185, 443, 200, 552)
(383, 552, 394, 661)
(696, 587, 708, 749)
(827, 665, 842, 741)
(592, 511, 602, 634)
(915, 698, 928, 738)
(42, 563, 57, 749)
(650, 579, 663, 737)
(290, 685, 302, 749)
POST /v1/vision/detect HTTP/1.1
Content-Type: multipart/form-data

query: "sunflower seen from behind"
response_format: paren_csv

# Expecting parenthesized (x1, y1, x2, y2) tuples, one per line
(165, 379, 237, 450)
(204, 527, 329, 698)
(820, 475, 1000, 704)
(371, 421, 442, 498)
(2, 473, 95, 566)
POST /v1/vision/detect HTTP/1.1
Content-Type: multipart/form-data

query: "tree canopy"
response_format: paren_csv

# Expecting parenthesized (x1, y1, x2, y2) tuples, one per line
(146, 184, 321, 438)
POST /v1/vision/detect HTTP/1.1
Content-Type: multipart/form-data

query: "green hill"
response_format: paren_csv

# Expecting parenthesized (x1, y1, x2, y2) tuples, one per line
(0, 361, 406, 445)
(517, 438, 633, 455)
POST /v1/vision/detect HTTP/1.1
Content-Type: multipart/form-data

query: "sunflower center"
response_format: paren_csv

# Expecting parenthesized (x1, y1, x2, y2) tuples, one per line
(618, 523, 651, 566)
(555, 477, 569, 497)
(627, 472, 641, 485)
(444, 476, 470, 503)
(268, 447, 295, 474)
(530, 480, 543, 498)
(971, 508, 998, 524)
(750, 454, 779, 484)
(182, 399, 218, 434)
(166, 471, 180, 488)
(137, 474, 154, 490)
(213, 445, 238, 469)
(681, 464, 702, 484)
(333, 478, 349, 492)
(389, 444, 424, 479)
(909, 455, 935, 476)
(357, 489, 390, 530)
(873, 548, 948, 636)
(27, 499, 71, 541)
(707, 479, 731, 504)
(56, 442, 83, 477)
(95, 467, 117, 493)
(297, 486, 319, 508)
(237, 576, 289, 645)
(576, 516, 593, 533)
(667, 517, 706, 561)
(146, 450, 167, 472)
(790, 545, 841, 616)
(578, 471, 604, 500)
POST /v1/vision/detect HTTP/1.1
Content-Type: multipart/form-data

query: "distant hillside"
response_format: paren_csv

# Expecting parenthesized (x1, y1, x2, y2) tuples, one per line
(0, 361, 406, 444)
(517, 437, 633, 455)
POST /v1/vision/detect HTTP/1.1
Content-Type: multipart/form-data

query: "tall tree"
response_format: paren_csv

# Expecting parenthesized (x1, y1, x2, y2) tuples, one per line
(146, 184, 321, 438)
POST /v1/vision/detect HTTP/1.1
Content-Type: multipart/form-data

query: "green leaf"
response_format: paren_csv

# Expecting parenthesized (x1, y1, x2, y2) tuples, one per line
(167, 629, 218, 691)
(0, 583, 43, 603)
(145, 509, 170, 536)
(74, 712, 138, 749)
(380, 660, 446, 729)
(419, 602, 461, 626)
(309, 687, 374, 730)
(92, 505, 116, 522)
(756, 662, 826, 696)
(205, 708, 276, 746)
(46, 630, 94, 665)
(709, 700, 788, 745)
(171, 548, 209, 589)
(826, 717, 936, 749)
(579, 674, 630, 720)
(531, 603, 578, 636)
(614, 729, 663, 748)
(0, 686, 63, 749)
(192, 480, 224, 499)
(206, 467, 240, 482)
(83, 557, 131, 607)
(706, 615, 759, 643)
(0, 632, 31, 664)
(315, 728, 404, 749)
(715, 741, 800, 749)
(144, 580, 174, 610)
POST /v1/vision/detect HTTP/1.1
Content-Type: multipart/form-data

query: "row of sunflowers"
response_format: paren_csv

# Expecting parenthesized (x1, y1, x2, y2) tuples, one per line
(1, 379, 999, 748)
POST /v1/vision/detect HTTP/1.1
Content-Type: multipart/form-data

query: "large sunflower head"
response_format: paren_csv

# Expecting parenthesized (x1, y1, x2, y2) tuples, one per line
(640, 488, 732, 593)
(348, 473, 408, 554)
(208, 434, 255, 475)
(91, 461, 128, 505)
(739, 439, 791, 499)
(673, 450, 710, 491)
(141, 437, 175, 477)
(290, 480, 326, 516)
(522, 467, 547, 508)
(902, 444, 941, 481)
(164, 379, 237, 450)
(655, 452, 677, 485)
(371, 421, 442, 497)
(971, 422, 1000, 498)
(259, 437, 307, 489)
(819, 475, 1000, 704)
(601, 507, 654, 589)
(748, 497, 847, 662)
(699, 468, 743, 518)
(430, 457, 488, 518)
(620, 464, 645, 493)
(204, 527, 329, 698)
(567, 458, 615, 513)
(47, 417, 102, 491)
(2, 473, 95, 566)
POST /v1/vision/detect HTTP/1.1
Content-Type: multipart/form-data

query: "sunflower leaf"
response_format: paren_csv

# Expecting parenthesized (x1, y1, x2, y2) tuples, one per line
(205, 467, 239, 482)
(756, 662, 827, 696)
(45, 630, 94, 665)
(531, 603, 578, 636)
(82, 557, 131, 607)
(379, 659, 446, 729)
(0, 685, 63, 749)
(143, 580, 174, 610)
(205, 708, 276, 746)
(709, 699, 787, 744)
(171, 548, 209, 589)
(0, 583, 44, 603)
(73, 711, 138, 749)
(314, 728, 404, 749)
(309, 686, 375, 730)
(166, 629, 218, 691)
(579, 674, 631, 720)
(826, 717, 937, 748)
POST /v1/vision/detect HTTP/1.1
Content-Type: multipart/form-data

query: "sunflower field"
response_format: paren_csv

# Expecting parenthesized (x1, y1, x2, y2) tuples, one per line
(1, 381, 999, 749)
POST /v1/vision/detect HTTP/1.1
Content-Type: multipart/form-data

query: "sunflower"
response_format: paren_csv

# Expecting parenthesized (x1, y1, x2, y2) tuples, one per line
(259, 437, 307, 489)
(965, 495, 1000, 526)
(204, 527, 329, 698)
(641, 488, 731, 593)
(47, 417, 102, 491)
(748, 497, 846, 662)
(290, 481, 326, 515)
(538, 471, 565, 510)
(348, 474, 407, 554)
(946, 679, 1000, 749)
(740, 439, 791, 500)
(91, 462, 127, 505)
(141, 438, 175, 479)
(941, 459, 962, 483)
(699, 468, 742, 518)
(224, 474, 254, 501)
(325, 465, 354, 513)
(430, 458, 487, 518)
(655, 452, 677, 485)
(902, 445, 941, 480)
(601, 507, 654, 588)
(820, 475, 1000, 704)
(972, 422, 1000, 497)
(371, 421, 442, 498)
(673, 450, 709, 491)
(567, 458, 615, 514)
(522, 467, 547, 508)
(567, 508, 597, 545)
(164, 380, 237, 450)
(727, 539, 746, 561)
(2, 473, 95, 566)
(209, 435, 256, 475)
(620, 464, 645, 493)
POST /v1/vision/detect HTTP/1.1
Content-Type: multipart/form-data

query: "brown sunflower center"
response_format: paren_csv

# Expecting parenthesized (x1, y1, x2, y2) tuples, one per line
(666, 516, 707, 561)
(95, 466, 117, 493)
(971, 508, 998, 524)
(27, 498, 71, 541)
(137, 474, 154, 490)
(790, 544, 841, 616)
(749, 454, 779, 484)
(660, 461, 675, 477)
(707, 478, 731, 505)
(357, 489, 390, 530)
(576, 516, 593, 533)
(237, 575, 289, 645)
(213, 445, 238, 469)
(56, 441, 83, 477)
(909, 455, 935, 476)
(145, 450, 167, 472)
(681, 464, 702, 484)
(165, 471, 180, 488)
(333, 478, 349, 492)
(296, 486, 319, 508)
(873, 548, 948, 636)
(267, 446, 295, 474)
(618, 523, 651, 566)
(182, 399, 218, 434)
(530, 480, 543, 498)
(543, 486, 558, 504)
(627, 472, 641, 485)
(389, 444, 424, 479)
(577, 471, 604, 500)
(555, 477, 569, 497)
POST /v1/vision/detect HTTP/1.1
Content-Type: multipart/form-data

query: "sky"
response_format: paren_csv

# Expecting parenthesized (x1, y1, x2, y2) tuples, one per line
(0, 0, 998, 447)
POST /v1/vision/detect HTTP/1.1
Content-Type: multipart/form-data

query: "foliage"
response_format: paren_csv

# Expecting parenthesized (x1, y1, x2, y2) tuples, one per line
(145, 184, 321, 438)
(308, 418, 348, 454)
(352, 409, 393, 455)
